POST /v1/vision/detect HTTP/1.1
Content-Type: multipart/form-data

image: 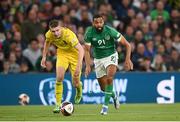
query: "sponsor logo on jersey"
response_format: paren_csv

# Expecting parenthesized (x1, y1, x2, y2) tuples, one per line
(92, 38, 97, 41)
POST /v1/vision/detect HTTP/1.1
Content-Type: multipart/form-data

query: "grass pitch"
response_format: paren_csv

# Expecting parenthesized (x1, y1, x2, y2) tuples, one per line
(0, 103, 180, 121)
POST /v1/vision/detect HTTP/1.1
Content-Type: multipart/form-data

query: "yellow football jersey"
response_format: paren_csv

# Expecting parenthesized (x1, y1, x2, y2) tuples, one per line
(45, 27, 78, 53)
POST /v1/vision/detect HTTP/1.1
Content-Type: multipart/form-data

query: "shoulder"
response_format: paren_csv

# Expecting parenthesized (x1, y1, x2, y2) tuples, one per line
(45, 30, 52, 38)
(85, 26, 93, 34)
(86, 26, 93, 31)
(63, 27, 74, 34)
(104, 25, 118, 33)
(105, 25, 115, 31)
(84, 26, 94, 37)
(63, 27, 72, 32)
(63, 27, 76, 37)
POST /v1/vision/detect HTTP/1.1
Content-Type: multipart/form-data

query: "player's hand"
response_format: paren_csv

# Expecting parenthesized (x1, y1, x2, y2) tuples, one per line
(124, 59, 133, 71)
(41, 57, 46, 68)
(85, 65, 91, 77)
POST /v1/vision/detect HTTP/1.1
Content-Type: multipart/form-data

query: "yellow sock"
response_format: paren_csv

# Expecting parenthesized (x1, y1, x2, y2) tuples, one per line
(55, 81, 63, 106)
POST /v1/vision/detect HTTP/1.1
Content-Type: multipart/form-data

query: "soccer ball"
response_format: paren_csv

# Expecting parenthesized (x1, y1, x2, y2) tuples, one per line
(18, 93, 30, 105)
(60, 101, 74, 116)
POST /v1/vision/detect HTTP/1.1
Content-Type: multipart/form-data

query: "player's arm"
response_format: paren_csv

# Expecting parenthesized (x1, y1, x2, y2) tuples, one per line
(84, 27, 92, 77)
(74, 42, 84, 70)
(41, 41, 51, 68)
(119, 35, 133, 71)
(84, 43, 91, 77)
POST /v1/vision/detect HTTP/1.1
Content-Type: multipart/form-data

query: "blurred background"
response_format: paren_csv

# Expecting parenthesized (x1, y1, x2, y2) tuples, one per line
(0, 0, 180, 105)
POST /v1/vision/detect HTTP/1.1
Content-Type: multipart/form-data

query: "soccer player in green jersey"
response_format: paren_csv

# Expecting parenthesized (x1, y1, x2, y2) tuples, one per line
(84, 14, 133, 115)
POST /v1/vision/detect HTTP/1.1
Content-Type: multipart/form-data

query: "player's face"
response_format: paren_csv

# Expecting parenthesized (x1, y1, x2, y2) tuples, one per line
(50, 26, 61, 38)
(93, 17, 104, 32)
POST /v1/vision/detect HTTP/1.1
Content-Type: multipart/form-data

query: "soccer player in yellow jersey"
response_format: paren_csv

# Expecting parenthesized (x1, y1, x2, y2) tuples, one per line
(41, 19, 84, 113)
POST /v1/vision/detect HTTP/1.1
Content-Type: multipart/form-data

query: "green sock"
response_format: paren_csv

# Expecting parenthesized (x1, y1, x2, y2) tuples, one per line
(104, 84, 113, 106)
(111, 91, 115, 98)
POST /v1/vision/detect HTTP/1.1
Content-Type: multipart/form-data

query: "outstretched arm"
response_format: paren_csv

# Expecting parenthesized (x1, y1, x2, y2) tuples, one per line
(119, 36, 133, 71)
(41, 41, 50, 68)
(84, 44, 91, 77)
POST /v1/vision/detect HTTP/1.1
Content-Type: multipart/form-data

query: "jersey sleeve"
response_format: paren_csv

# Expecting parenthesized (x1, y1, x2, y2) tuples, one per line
(84, 27, 91, 45)
(45, 31, 52, 43)
(109, 26, 122, 42)
(66, 30, 79, 47)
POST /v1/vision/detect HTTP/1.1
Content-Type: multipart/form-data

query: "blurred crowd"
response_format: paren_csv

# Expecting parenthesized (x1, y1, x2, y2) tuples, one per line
(0, 0, 180, 74)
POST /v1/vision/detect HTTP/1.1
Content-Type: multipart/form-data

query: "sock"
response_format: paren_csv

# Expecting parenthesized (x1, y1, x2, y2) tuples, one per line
(76, 82, 82, 97)
(55, 81, 63, 106)
(111, 91, 115, 99)
(104, 84, 113, 106)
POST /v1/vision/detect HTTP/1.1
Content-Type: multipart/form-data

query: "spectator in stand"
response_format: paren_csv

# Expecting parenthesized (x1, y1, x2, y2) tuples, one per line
(132, 43, 146, 70)
(23, 39, 41, 70)
(150, 20, 158, 36)
(144, 40, 156, 61)
(162, 27, 172, 43)
(1, 60, 10, 74)
(15, 46, 33, 71)
(21, 9, 44, 43)
(150, 1, 170, 22)
(20, 61, 30, 73)
(141, 23, 153, 42)
(151, 54, 167, 72)
(0, 50, 4, 72)
(169, 9, 180, 32)
(0, 0, 179, 73)
(157, 44, 166, 61)
(8, 51, 20, 73)
(63, 14, 77, 33)
(13, 31, 27, 50)
(79, 10, 91, 29)
(172, 33, 180, 53)
(140, 57, 152, 72)
(134, 30, 144, 45)
(115, 0, 132, 22)
(124, 26, 134, 42)
(166, 49, 180, 71)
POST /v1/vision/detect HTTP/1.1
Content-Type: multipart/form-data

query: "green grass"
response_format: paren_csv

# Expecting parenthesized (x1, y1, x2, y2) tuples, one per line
(0, 103, 180, 121)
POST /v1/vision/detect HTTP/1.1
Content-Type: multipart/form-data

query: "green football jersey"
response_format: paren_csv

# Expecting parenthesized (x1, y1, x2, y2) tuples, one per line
(84, 25, 121, 59)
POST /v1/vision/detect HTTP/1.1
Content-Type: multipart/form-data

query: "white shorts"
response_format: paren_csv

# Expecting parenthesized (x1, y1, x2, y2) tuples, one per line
(94, 52, 118, 78)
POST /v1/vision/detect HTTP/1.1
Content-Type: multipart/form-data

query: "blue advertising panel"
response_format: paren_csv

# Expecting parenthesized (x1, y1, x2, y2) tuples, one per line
(0, 72, 179, 105)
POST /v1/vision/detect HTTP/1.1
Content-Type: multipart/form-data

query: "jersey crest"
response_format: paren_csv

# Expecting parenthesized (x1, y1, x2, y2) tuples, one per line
(105, 34, 110, 40)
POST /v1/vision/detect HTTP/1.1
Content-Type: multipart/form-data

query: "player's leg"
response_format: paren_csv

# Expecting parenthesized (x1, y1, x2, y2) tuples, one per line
(100, 53, 119, 114)
(97, 76, 107, 92)
(99, 65, 117, 115)
(98, 77, 109, 115)
(104, 52, 120, 109)
(106, 65, 119, 109)
(53, 53, 69, 113)
(69, 55, 82, 104)
(94, 59, 109, 114)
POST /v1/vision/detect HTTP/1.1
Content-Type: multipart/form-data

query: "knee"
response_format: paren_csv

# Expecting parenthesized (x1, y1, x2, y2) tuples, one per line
(56, 75, 64, 82)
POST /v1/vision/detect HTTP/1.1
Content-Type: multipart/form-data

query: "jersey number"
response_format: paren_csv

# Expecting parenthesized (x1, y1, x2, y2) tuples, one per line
(98, 39, 105, 46)
(111, 56, 116, 63)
